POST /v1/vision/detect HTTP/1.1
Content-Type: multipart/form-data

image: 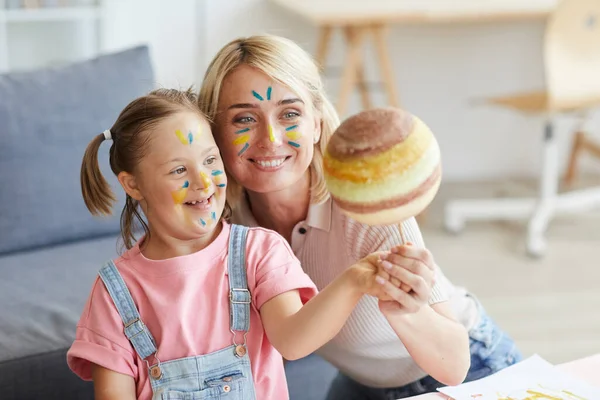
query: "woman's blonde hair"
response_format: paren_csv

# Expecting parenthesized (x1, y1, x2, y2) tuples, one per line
(81, 88, 231, 250)
(198, 34, 339, 206)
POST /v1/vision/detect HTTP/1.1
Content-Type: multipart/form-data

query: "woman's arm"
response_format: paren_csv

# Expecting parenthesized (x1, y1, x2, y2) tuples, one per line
(91, 363, 136, 400)
(386, 302, 470, 386)
(376, 245, 470, 385)
(260, 256, 386, 361)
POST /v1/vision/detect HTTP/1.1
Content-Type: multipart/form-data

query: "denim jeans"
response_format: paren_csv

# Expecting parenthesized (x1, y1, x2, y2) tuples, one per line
(325, 307, 522, 400)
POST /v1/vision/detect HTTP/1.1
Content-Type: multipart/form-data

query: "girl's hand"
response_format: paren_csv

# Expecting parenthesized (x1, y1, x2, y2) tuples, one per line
(375, 244, 436, 315)
(349, 252, 403, 301)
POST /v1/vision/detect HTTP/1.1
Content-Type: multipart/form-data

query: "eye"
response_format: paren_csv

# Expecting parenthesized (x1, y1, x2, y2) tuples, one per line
(171, 167, 186, 175)
(233, 115, 256, 124)
(283, 110, 301, 120)
(204, 156, 218, 166)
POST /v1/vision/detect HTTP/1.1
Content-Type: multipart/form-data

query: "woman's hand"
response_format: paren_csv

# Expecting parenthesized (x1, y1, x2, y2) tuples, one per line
(375, 244, 436, 315)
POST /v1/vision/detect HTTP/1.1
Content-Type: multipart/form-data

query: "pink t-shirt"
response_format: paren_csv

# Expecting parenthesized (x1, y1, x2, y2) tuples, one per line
(67, 222, 317, 399)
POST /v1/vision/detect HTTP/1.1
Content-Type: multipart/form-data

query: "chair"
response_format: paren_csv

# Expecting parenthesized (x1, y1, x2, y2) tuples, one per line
(444, 0, 600, 257)
(564, 129, 600, 187)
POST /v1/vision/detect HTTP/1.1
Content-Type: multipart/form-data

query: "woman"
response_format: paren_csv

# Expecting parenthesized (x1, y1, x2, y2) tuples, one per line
(198, 34, 522, 399)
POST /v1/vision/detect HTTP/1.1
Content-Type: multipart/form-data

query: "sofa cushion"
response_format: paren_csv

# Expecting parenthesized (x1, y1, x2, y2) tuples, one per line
(0, 235, 120, 362)
(0, 46, 154, 255)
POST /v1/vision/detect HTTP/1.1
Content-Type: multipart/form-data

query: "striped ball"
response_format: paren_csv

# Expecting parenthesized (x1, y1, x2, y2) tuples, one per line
(323, 108, 442, 225)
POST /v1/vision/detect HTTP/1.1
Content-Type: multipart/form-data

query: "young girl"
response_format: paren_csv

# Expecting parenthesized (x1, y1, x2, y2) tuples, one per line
(67, 88, 398, 400)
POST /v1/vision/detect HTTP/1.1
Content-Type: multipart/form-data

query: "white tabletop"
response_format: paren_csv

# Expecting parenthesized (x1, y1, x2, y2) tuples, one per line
(404, 353, 600, 400)
(268, 0, 558, 25)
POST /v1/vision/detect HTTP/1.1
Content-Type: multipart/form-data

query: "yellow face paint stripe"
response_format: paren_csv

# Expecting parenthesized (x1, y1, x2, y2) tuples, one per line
(268, 125, 276, 143)
(233, 134, 250, 146)
(171, 188, 188, 204)
(286, 131, 301, 140)
(200, 171, 211, 188)
(175, 130, 188, 145)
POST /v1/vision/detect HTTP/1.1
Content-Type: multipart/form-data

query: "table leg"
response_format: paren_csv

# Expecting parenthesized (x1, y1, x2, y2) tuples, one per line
(315, 25, 333, 72)
(343, 27, 371, 110)
(371, 24, 400, 108)
(337, 26, 365, 117)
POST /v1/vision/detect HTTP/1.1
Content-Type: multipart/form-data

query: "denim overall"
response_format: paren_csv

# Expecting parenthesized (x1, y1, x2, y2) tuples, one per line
(98, 224, 257, 400)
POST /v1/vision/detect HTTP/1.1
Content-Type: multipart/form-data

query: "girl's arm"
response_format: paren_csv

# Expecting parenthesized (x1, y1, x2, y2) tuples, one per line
(260, 256, 384, 361)
(91, 364, 136, 400)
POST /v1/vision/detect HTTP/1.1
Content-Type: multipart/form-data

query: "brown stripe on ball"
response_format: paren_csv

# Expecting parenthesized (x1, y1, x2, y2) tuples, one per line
(326, 107, 415, 161)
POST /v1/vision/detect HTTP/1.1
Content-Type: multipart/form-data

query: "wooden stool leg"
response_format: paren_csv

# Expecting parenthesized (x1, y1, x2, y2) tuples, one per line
(582, 135, 600, 159)
(343, 27, 371, 110)
(315, 25, 333, 72)
(564, 131, 586, 187)
(337, 26, 365, 117)
(371, 24, 400, 108)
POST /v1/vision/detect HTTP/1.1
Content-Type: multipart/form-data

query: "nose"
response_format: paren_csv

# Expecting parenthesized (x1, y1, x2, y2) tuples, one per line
(192, 170, 213, 192)
(256, 122, 282, 148)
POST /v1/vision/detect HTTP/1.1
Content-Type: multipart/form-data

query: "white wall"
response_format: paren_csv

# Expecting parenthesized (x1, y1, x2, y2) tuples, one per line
(100, 0, 201, 90)
(199, 0, 600, 183)
(6, 0, 600, 182)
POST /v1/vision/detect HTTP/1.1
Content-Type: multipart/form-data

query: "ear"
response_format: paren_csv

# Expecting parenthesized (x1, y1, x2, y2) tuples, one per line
(118, 171, 144, 201)
(313, 114, 322, 144)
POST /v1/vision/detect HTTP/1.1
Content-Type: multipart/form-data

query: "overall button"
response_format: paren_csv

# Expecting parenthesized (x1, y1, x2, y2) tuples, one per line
(150, 365, 162, 380)
(223, 385, 231, 393)
(298, 227, 307, 234)
(235, 345, 247, 357)
(223, 376, 233, 382)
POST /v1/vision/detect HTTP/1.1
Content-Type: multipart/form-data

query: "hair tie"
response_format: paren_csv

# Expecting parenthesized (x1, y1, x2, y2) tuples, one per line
(103, 130, 112, 141)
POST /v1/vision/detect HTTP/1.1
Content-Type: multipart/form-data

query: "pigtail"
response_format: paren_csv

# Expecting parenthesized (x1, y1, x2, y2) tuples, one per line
(120, 195, 149, 250)
(80, 133, 116, 216)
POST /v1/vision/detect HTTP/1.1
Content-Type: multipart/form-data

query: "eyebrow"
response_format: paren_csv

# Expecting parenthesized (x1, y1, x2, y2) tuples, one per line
(227, 97, 304, 110)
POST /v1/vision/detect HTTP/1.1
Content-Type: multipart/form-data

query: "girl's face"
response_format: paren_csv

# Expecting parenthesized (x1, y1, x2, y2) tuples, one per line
(122, 112, 227, 242)
(214, 65, 321, 195)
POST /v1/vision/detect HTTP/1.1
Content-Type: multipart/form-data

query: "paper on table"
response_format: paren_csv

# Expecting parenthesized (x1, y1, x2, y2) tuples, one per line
(437, 354, 600, 400)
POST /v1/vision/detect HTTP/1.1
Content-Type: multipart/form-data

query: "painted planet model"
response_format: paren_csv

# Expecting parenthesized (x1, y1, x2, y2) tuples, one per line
(323, 107, 442, 225)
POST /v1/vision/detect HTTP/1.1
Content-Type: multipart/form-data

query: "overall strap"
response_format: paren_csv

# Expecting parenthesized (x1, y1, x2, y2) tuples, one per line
(99, 261, 158, 360)
(227, 224, 251, 333)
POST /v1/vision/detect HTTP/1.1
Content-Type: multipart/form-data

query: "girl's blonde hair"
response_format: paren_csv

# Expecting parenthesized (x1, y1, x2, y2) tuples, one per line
(81, 88, 231, 250)
(198, 34, 340, 206)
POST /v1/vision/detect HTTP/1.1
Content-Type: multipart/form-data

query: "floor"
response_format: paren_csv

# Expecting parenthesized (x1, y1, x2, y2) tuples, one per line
(419, 176, 600, 365)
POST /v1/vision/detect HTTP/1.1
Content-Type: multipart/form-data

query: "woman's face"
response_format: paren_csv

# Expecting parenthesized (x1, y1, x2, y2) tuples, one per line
(214, 65, 321, 195)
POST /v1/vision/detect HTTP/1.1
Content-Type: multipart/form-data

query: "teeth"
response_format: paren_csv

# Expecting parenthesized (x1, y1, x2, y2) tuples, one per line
(186, 198, 209, 205)
(255, 158, 285, 168)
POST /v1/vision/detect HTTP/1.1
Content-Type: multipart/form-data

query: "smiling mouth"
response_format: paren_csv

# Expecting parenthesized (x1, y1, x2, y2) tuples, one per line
(249, 156, 291, 169)
(183, 194, 214, 210)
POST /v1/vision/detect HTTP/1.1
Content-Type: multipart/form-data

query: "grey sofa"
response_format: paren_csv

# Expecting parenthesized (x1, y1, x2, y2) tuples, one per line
(0, 46, 337, 400)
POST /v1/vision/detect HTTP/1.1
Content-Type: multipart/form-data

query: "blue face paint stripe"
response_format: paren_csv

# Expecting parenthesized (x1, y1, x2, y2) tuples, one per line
(266, 86, 272, 101)
(235, 128, 250, 134)
(238, 142, 250, 156)
(288, 141, 300, 148)
(252, 91, 264, 101)
(285, 125, 298, 131)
